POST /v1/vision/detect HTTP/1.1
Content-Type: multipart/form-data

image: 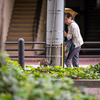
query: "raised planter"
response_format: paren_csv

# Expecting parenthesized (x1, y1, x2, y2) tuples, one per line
(73, 79, 100, 88)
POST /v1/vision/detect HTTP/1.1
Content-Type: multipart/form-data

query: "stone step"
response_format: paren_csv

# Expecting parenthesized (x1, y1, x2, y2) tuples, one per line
(5, 45, 33, 49)
(11, 20, 36, 23)
(8, 33, 34, 37)
(7, 37, 34, 41)
(6, 51, 34, 56)
(73, 79, 100, 88)
(15, 3, 37, 7)
(12, 15, 35, 17)
(10, 24, 35, 28)
(11, 19, 35, 21)
(9, 28, 36, 32)
(5, 0, 39, 59)
(5, 43, 33, 47)
(13, 8, 36, 11)
(8, 32, 35, 35)
(13, 10, 36, 15)
(13, 10, 36, 13)
(15, 0, 37, 3)
(11, 19, 35, 23)
(14, 7, 37, 10)
(12, 16, 35, 20)
(15, 1, 37, 3)
(6, 40, 34, 42)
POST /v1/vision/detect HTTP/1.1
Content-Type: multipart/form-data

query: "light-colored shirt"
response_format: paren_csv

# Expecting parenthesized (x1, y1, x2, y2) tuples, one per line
(67, 20, 83, 48)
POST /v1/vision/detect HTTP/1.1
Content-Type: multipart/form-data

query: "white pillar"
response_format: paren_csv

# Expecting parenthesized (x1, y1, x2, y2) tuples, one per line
(46, 0, 64, 66)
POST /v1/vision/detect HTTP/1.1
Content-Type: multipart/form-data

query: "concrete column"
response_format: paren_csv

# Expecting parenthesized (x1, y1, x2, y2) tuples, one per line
(0, 0, 4, 52)
(46, 0, 64, 66)
(1, 0, 15, 51)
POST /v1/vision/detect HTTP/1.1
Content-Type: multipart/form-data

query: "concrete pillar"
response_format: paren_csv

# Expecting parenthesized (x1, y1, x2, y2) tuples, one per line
(46, 0, 64, 66)
(1, 0, 15, 51)
(0, 0, 4, 52)
(0, 0, 2, 51)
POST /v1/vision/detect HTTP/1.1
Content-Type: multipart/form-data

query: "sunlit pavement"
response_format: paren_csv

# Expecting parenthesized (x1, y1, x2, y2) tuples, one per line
(25, 63, 90, 68)
(25, 58, 100, 68)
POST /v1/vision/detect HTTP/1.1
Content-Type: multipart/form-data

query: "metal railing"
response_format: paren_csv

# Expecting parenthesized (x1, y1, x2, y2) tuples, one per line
(79, 41, 100, 58)
(5, 38, 46, 68)
(5, 42, 46, 58)
(5, 40, 100, 68)
(5, 41, 100, 58)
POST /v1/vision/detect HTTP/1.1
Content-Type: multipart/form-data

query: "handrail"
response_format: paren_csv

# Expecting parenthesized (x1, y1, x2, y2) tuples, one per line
(5, 41, 100, 59)
(81, 48, 100, 51)
(5, 41, 46, 58)
(5, 48, 45, 51)
(81, 41, 100, 51)
(9, 55, 45, 58)
(5, 39, 46, 68)
(5, 41, 100, 44)
(79, 54, 100, 58)
(79, 41, 100, 58)
(5, 42, 46, 44)
(84, 41, 100, 44)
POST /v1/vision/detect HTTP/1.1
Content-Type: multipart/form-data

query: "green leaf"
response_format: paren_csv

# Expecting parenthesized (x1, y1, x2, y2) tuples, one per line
(0, 93, 12, 100)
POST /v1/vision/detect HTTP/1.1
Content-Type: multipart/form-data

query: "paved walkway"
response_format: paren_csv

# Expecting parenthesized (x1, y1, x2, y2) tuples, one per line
(25, 58, 100, 66)
(86, 88, 100, 99)
(79, 58, 100, 65)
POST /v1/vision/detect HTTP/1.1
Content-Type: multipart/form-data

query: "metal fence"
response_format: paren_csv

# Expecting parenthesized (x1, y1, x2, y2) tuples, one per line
(5, 38, 46, 68)
(5, 39, 100, 68)
(80, 41, 100, 58)
(5, 42, 46, 58)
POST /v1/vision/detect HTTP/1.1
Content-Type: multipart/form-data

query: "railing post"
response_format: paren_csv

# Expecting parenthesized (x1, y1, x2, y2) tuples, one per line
(18, 38, 24, 69)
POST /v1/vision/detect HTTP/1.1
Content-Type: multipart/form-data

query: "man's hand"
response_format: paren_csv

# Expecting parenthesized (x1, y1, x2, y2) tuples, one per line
(64, 31, 67, 37)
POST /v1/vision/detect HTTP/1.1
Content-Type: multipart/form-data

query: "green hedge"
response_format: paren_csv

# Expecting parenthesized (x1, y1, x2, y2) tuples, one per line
(0, 52, 98, 100)
(24, 64, 100, 79)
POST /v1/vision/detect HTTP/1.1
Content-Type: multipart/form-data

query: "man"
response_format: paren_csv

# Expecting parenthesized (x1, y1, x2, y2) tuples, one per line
(64, 13, 83, 67)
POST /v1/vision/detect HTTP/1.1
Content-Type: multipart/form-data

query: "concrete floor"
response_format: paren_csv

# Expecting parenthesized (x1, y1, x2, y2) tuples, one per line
(86, 88, 100, 99)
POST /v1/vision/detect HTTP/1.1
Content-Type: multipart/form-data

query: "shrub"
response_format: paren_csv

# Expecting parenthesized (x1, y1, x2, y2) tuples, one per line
(24, 65, 100, 79)
(0, 52, 98, 100)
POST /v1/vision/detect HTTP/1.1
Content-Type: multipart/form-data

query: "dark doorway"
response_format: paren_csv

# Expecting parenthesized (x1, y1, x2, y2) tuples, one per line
(65, 0, 85, 41)
(65, 0, 100, 55)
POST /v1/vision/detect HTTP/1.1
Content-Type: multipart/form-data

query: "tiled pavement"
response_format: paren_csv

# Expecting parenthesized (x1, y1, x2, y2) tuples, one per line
(25, 58, 100, 66)
(79, 58, 100, 65)
(85, 88, 100, 100)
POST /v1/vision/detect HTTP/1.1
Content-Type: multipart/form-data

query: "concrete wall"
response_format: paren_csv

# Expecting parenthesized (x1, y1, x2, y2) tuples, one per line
(34, 0, 47, 55)
(0, 0, 4, 52)
(1, 0, 15, 51)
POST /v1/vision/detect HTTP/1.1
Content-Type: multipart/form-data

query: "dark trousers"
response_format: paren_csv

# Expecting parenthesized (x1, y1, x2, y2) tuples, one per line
(65, 46, 81, 67)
